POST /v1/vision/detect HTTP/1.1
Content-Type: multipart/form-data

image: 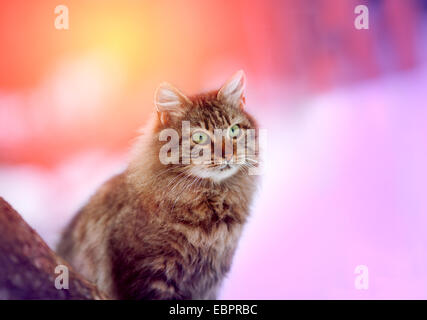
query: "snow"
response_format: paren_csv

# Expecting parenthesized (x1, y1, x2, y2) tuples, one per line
(1, 63, 427, 298)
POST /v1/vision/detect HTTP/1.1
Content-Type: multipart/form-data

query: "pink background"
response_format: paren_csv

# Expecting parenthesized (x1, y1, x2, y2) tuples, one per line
(0, 0, 426, 299)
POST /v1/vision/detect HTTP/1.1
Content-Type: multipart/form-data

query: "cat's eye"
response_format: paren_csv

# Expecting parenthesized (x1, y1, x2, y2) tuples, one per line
(228, 124, 241, 138)
(192, 131, 209, 144)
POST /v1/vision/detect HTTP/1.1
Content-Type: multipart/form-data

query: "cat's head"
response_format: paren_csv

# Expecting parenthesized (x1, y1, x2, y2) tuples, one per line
(152, 70, 258, 183)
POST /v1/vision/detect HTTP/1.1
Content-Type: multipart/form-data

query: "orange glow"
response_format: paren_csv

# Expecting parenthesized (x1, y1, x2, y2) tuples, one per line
(0, 0, 423, 166)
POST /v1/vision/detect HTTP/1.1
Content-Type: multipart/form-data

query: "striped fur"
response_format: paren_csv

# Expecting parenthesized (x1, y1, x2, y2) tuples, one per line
(57, 76, 258, 299)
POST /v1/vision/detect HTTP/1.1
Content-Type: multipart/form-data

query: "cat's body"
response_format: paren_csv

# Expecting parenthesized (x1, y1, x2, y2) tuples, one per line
(57, 71, 259, 299)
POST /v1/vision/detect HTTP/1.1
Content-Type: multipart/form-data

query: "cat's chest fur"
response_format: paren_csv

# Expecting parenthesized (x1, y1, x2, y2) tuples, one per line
(155, 188, 247, 267)
(161, 193, 245, 298)
(108, 185, 249, 299)
(168, 192, 245, 261)
(166, 189, 246, 235)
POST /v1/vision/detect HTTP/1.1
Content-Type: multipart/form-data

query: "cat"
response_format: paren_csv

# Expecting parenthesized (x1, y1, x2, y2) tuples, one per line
(57, 70, 259, 299)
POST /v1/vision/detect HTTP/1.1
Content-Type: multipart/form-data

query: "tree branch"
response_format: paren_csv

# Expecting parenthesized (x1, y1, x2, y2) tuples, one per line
(0, 197, 108, 300)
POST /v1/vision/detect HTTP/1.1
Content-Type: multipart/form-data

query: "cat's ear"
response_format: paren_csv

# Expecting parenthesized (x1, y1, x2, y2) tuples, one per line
(155, 82, 192, 125)
(217, 70, 246, 110)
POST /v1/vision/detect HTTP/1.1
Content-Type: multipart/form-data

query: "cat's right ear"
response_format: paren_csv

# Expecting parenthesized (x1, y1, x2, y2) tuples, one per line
(155, 82, 192, 125)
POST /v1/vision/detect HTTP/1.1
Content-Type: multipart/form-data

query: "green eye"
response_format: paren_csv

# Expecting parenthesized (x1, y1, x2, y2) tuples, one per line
(192, 131, 209, 144)
(229, 124, 240, 138)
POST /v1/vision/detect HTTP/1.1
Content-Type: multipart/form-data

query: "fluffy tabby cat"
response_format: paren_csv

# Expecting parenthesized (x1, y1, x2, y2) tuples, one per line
(57, 70, 259, 299)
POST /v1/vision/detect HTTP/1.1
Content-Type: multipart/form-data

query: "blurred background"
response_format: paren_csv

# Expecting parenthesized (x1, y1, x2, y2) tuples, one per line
(1, 0, 427, 299)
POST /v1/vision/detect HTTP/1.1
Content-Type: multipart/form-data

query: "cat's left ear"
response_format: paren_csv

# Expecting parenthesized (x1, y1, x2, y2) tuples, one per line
(155, 82, 192, 125)
(217, 70, 246, 110)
